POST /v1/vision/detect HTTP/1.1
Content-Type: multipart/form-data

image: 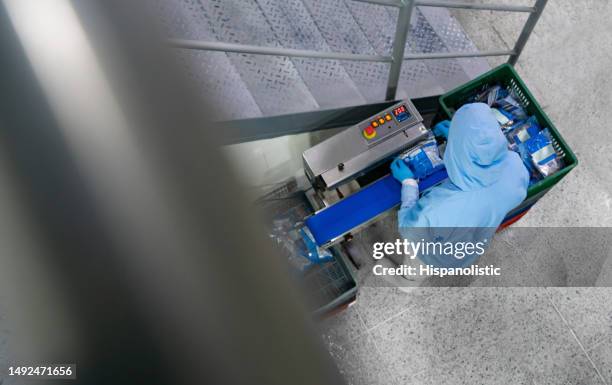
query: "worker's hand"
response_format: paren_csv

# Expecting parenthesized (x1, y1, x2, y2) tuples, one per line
(391, 158, 415, 183)
(433, 120, 450, 138)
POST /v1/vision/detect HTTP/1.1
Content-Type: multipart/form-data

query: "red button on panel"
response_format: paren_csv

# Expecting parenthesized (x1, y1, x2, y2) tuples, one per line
(363, 125, 376, 139)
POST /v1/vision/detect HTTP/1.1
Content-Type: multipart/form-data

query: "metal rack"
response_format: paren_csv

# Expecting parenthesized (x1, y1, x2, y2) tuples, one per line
(169, 0, 548, 102)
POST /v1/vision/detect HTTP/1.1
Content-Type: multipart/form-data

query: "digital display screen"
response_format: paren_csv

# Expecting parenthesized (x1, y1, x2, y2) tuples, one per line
(392, 104, 411, 122)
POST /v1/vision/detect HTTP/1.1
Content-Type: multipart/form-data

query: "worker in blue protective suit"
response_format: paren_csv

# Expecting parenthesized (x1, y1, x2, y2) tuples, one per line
(390, 103, 529, 268)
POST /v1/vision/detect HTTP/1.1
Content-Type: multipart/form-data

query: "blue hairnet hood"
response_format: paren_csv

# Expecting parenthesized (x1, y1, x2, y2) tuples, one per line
(444, 103, 509, 190)
(397, 103, 529, 268)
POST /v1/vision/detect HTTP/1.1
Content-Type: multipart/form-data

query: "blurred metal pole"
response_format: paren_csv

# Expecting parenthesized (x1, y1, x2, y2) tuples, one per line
(0, 1, 345, 384)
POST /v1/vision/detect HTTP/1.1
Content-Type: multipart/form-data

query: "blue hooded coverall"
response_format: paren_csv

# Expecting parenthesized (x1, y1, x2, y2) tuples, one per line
(397, 103, 529, 267)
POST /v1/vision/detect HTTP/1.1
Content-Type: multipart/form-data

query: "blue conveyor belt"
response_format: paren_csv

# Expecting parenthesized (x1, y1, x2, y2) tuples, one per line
(306, 169, 448, 246)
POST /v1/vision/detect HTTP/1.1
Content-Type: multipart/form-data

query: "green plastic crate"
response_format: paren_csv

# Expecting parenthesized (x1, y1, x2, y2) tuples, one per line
(439, 63, 578, 200)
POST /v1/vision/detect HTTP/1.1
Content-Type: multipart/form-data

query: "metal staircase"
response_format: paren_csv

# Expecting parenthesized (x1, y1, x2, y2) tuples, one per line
(155, 0, 536, 120)
(155, 0, 546, 192)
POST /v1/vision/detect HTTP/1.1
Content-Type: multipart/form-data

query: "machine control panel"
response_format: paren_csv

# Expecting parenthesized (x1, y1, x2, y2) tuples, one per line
(303, 100, 428, 189)
(358, 102, 421, 146)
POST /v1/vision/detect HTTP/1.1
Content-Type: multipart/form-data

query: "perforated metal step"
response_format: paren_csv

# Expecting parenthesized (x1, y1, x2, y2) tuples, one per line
(155, 0, 263, 119)
(156, 0, 490, 120)
(256, 0, 367, 108)
(345, 1, 444, 99)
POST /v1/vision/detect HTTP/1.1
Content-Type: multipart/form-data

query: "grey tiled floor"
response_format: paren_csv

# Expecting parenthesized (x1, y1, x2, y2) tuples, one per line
(318, 1, 612, 384)
(320, 288, 610, 385)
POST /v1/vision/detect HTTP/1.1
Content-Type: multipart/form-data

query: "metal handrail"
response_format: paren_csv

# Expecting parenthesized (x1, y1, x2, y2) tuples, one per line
(168, 39, 392, 62)
(414, 1, 536, 12)
(351, 0, 403, 7)
(168, 39, 515, 63)
(354, 0, 537, 12)
(404, 49, 514, 60)
(169, 0, 548, 101)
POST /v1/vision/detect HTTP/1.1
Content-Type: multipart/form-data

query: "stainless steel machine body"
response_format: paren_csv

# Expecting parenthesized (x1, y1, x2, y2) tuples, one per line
(303, 100, 429, 190)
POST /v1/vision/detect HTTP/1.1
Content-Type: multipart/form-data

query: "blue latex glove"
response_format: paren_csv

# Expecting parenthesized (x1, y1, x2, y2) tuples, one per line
(390, 158, 414, 183)
(433, 120, 450, 138)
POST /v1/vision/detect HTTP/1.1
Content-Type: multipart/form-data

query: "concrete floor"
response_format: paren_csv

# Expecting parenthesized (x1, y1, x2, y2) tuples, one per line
(318, 1, 612, 384)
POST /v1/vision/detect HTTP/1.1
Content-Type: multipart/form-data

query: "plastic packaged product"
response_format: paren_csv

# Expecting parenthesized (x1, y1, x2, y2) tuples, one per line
(271, 220, 332, 273)
(298, 227, 333, 265)
(270, 219, 311, 272)
(495, 94, 528, 120)
(507, 141, 519, 153)
(399, 135, 444, 179)
(472, 84, 508, 106)
(488, 86, 509, 106)
(492, 108, 513, 128)
(471, 84, 527, 120)
(524, 128, 564, 177)
(507, 116, 541, 145)
(496, 107, 516, 123)
(516, 141, 541, 184)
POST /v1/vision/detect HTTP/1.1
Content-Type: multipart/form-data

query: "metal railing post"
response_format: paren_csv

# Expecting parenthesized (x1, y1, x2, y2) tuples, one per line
(385, 0, 415, 100)
(508, 0, 548, 65)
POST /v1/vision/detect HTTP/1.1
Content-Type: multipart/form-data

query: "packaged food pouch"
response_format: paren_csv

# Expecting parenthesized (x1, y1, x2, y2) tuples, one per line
(495, 94, 528, 120)
(492, 108, 512, 127)
(507, 116, 541, 145)
(524, 128, 564, 177)
(399, 135, 444, 179)
(472, 84, 508, 106)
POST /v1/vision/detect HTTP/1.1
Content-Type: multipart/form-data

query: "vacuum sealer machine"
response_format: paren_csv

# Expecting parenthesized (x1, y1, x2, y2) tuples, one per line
(302, 99, 448, 248)
(303, 100, 429, 190)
